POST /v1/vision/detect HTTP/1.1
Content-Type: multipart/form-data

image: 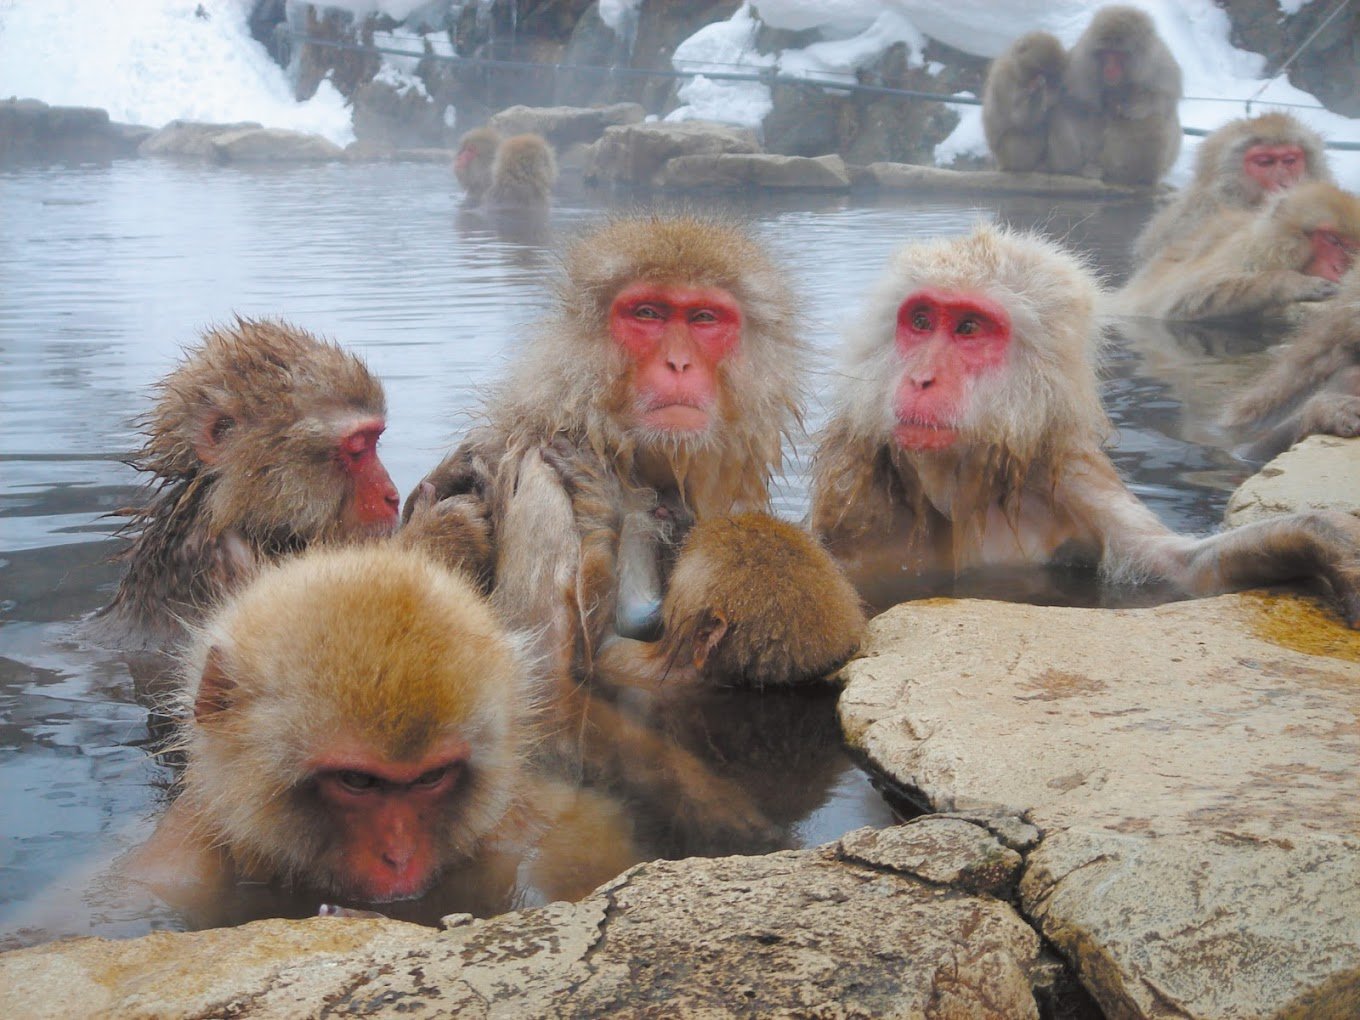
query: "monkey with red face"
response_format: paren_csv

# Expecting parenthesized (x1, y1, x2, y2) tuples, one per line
(90, 318, 401, 650)
(813, 224, 1360, 626)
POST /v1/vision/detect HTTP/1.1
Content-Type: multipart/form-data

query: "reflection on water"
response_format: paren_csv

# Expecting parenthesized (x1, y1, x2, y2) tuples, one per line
(0, 161, 1278, 945)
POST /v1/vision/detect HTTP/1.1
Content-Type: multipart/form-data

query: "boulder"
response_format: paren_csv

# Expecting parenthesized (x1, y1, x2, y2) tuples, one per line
(207, 128, 344, 163)
(487, 103, 646, 148)
(583, 120, 759, 187)
(862, 161, 1150, 198)
(838, 593, 1360, 1019)
(656, 152, 851, 190)
(0, 98, 147, 163)
(351, 78, 448, 149)
(138, 119, 263, 158)
(1225, 435, 1360, 527)
(0, 827, 1047, 1018)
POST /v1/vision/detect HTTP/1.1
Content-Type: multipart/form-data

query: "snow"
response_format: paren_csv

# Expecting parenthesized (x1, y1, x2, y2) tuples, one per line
(0, 0, 1355, 183)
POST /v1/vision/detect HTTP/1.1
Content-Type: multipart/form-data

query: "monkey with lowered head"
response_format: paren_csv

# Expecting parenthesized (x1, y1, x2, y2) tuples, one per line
(89, 318, 400, 650)
(982, 31, 1067, 173)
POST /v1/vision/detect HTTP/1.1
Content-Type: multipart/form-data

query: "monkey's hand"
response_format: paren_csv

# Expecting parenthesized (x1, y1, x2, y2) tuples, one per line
(1297, 392, 1360, 441)
(397, 482, 495, 589)
(404, 444, 495, 522)
(1288, 275, 1341, 304)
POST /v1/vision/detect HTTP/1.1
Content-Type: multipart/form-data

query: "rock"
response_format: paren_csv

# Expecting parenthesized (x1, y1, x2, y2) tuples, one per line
(138, 119, 264, 158)
(839, 817, 1023, 897)
(0, 98, 146, 163)
(862, 162, 1151, 197)
(656, 152, 850, 190)
(487, 103, 646, 148)
(0, 842, 1044, 1018)
(838, 593, 1360, 1020)
(207, 128, 344, 163)
(1225, 435, 1360, 527)
(351, 78, 448, 149)
(583, 120, 760, 187)
(344, 142, 456, 164)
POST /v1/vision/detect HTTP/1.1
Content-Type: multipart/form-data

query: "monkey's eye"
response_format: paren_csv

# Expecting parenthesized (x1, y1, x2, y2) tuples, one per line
(412, 766, 451, 788)
(689, 309, 718, 324)
(955, 317, 981, 336)
(632, 305, 664, 320)
(910, 309, 932, 331)
(210, 416, 235, 443)
(336, 770, 380, 792)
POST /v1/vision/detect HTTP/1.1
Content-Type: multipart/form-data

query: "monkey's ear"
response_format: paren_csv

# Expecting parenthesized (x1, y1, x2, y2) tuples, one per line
(690, 610, 729, 672)
(192, 411, 237, 467)
(194, 646, 237, 721)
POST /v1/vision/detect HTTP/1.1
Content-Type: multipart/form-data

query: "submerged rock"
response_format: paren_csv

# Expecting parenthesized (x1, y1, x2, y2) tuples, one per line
(1225, 435, 1360, 527)
(0, 829, 1045, 1018)
(838, 593, 1360, 1019)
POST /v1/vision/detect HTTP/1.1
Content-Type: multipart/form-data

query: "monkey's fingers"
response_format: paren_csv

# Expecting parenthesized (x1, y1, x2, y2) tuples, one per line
(318, 904, 388, 920)
(404, 448, 492, 522)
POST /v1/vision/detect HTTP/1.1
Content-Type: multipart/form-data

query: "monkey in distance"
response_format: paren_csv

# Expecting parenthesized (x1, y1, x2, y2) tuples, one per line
(90, 318, 400, 650)
(1115, 181, 1360, 323)
(453, 125, 501, 205)
(811, 223, 1360, 627)
(123, 542, 639, 918)
(1134, 112, 1334, 263)
(1223, 267, 1360, 461)
(982, 31, 1066, 173)
(1047, 5, 1182, 185)
(454, 127, 556, 210)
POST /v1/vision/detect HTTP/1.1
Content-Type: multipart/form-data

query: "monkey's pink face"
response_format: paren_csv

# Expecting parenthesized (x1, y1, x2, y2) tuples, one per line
(1305, 226, 1358, 282)
(1097, 48, 1127, 86)
(1244, 144, 1305, 192)
(891, 289, 1012, 452)
(336, 418, 401, 534)
(610, 282, 741, 433)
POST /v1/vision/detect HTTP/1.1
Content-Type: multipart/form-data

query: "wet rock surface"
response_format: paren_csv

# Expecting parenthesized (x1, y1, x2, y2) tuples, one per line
(1, 827, 1045, 1018)
(839, 593, 1360, 1019)
(1225, 436, 1360, 527)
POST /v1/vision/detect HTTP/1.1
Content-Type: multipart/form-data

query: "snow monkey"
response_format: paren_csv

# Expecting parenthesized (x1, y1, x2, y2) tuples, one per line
(409, 213, 812, 681)
(1223, 266, 1360, 461)
(91, 318, 400, 649)
(982, 31, 1067, 173)
(485, 133, 558, 210)
(810, 224, 1360, 627)
(1115, 181, 1360, 322)
(124, 543, 639, 917)
(453, 125, 501, 205)
(1134, 112, 1334, 263)
(1047, 5, 1182, 185)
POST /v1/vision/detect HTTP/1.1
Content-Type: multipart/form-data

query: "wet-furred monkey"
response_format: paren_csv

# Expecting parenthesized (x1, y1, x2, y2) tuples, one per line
(811, 224, 1360, 627)
(90, 318, 400, 650)
(1047, 5, 1181, 185)
(485, 134, 558, 210)
(124, 543, 638, 922)
(411, 214, 809, 679)
(982, 31, 1066, 173)
(1134, 112, 1334, 263)
(1223, 267, 1360, 461)
(1115, 181, 1360, 322)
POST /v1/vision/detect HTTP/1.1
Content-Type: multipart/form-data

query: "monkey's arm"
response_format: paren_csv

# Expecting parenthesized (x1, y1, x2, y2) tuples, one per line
(1166, 269, 1338, 321)
(1058, 449, 1360, 626)
(1237, 392, 1360, 462)
(396, 483, 495, 588)
(120, 799, 234, 905)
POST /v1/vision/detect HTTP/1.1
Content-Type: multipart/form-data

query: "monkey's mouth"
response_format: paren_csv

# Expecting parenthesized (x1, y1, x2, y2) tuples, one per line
(893, 421, 959, 451)
(641, 402, 710, 431)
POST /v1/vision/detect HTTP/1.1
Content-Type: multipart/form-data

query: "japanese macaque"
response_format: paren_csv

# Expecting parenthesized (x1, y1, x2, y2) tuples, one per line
(90, 318, 400, 649)
(411, 214, 807, 679)
(484, 133, 558, 210)
(810, 224, 1360, 627)
(124, 543, 638, 917)
(1047, 5, 1182, 185)
(1134, 112, 1334, 262)
(1114, 181, 1360, 322)
(453, 125, 501, 205)
(982, 31, 1067, 173)
(1223, 267, 1360, 461)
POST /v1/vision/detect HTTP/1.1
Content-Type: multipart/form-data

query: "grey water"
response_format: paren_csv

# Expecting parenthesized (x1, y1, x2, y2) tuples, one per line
(0, 160, 1281, 945)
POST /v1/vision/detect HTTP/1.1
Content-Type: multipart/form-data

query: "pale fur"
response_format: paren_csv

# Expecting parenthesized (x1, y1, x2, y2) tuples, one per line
(1134, 112, 1333, 262)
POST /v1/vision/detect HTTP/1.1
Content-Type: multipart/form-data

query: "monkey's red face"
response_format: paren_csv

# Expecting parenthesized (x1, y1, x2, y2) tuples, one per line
(337, 418, 400, 533)
(610, 282, 741, 433)
(1305, 227, 1358, 282)
(1098, 48, 1127, 86)
(454, 145, 479, 171)
(310, 739, 470, 902)
(1244, 144, 1305, 192)
(892, 289, 1012, 452)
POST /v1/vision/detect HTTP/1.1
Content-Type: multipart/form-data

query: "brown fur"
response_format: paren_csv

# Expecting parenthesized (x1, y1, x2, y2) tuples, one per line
(485, 133, 557, 209)
(454, 125, 501, 204)
(983, 31, 1067, 173)
(126, 543, 638, 911)
(1116, 181, 1360, 321)
(1134, 112, 1333, 262)
(91, 318, 390, 649)
(811, 224, 1360, 626)
(1047, 5, 1181, 184)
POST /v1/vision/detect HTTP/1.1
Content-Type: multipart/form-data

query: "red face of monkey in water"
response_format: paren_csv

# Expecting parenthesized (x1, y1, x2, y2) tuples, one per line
(1243, 143, 1306, 194)
(890, 289, 1013, 452)
(609, 282, 742, 433)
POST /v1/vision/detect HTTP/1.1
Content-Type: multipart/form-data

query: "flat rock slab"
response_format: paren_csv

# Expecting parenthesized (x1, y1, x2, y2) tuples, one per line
(1225, 435, 1360, 527)
(138, 119, 263, 158)
(838, 593, 1360, 1019)
(583, 120, 760, 187)
(0, 826, 1043, 1018)
(208, 128, 344, 163)
(863, 162, 1151, 198)
(488, 103, 645, 146)
(657, 153, 850, 190)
